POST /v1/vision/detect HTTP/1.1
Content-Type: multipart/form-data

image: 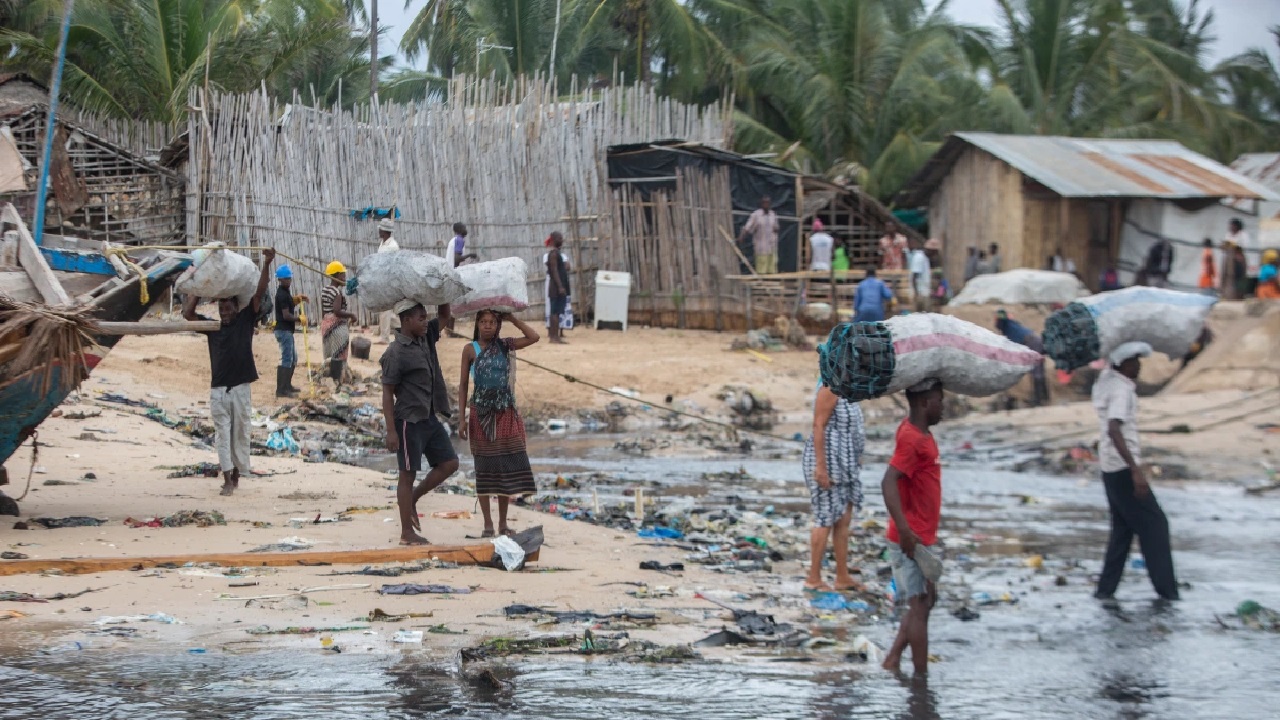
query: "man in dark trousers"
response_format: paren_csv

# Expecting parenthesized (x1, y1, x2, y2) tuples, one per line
(183, 249, 276, 496)
(995, 310, 1048, 407)
(1145, 237, 1174, 288)
(381, 299, 459, 546)
(546, 231, 571, 344)
(1091, 341, 1179, 601)
(273, 265, 306, 397)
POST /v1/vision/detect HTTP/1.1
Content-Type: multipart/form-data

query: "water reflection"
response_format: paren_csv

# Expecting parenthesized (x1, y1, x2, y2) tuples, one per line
(897, 676, 940, 720)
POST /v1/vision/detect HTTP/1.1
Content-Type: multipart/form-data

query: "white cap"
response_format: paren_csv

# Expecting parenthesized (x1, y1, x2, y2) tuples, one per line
(1108, 341, 1152, 366)
(392, 298, 420, 315)
(378, 218, 395, 233)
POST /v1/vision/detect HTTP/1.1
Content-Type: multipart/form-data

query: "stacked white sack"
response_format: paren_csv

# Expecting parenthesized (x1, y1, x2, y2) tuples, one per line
(883, 313, 1043, 396)
(175, 243, 260, 308)
(354, 250, 469, 313)
(453, 257, 530, 315)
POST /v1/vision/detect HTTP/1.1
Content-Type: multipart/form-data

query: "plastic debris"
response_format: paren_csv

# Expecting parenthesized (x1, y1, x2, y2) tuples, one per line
(31, 517, 106, 529)
(393, 629, 425, 643)
(93, 612, 183, 625)
(491, 535, 526, 571)
(378, 584, 472, 595)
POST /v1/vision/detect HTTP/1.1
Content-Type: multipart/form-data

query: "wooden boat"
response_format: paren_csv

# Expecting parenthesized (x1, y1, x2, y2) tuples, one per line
(0, 203, 211, 509)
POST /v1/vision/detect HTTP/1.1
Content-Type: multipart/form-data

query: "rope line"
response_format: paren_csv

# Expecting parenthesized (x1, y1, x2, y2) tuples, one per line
(442, 329, 803, 444)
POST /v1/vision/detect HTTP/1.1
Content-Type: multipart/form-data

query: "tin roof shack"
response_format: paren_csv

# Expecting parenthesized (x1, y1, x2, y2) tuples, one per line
(897, 132, 1277, 291)
(0, 75, 184, 251)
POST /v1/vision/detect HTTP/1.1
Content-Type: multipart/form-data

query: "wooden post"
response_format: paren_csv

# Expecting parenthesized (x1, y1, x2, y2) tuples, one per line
(676, 282, 686, 329)
(745, 284, 753, 331)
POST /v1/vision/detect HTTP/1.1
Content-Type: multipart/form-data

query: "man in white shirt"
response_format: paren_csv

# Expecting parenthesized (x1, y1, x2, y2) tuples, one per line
(1091, 341, 1179, 601)
(444, 222, 478, 268)
(738, 196, 779, 274)
(808, 218, 834, 272)
(1051, 247, 1076, 274)
(908, 240, 931, 312)
(377, 218, 400, 341)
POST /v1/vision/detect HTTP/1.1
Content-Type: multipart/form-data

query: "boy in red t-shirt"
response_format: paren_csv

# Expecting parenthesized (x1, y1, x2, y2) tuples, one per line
(881, 378, 945, 674)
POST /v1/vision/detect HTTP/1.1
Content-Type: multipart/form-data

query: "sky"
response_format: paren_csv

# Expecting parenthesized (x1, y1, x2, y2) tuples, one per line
(376, 0, 1280, 70)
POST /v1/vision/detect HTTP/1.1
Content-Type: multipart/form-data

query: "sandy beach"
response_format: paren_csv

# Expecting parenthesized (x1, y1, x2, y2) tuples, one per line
(2, 310, 1277, 661)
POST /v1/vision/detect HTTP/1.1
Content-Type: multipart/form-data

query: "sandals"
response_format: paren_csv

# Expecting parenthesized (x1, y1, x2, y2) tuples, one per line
(480, 529, 496, 538)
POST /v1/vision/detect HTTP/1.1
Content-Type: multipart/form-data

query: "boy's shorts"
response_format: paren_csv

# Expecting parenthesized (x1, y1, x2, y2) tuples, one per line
(394, 416, 457, 473)
(887, 541, 933, 601)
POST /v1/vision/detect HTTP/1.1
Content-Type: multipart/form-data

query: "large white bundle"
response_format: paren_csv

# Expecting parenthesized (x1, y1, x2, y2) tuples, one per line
(883, 314, 1043, 396)
(820, 313, 1043, 400)
(175, 243, 259, 307)
(950, 269, 1088, 306)
(1075, 286, 1215, 359)
(452, 257, 530, 315)
(353, 250, 469, 313)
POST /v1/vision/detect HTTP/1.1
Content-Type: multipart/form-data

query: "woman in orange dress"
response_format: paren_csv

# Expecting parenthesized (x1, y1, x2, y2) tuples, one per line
(1197, 239, 1216, 294)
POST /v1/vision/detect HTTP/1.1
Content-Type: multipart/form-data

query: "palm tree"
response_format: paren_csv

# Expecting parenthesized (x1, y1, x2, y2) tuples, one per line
(724, 0, 992, 198)
(0, 0, 382, 120)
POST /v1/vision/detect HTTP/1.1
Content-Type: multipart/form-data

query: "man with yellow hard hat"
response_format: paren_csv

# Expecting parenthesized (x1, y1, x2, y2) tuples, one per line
(321, 260, 356, 386)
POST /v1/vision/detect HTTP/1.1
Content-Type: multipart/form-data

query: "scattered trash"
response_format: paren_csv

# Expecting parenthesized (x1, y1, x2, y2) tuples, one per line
(491, 535, 526, 572)
(1, 610, 29, 621)
(1131, 557, 1146, 570)
(393, 629, 424, 644)
(952, 607, 981, 622)
(1236, 600, 1280, 632)
(695, 628, 751, 647)
(248, 537, 316, 553)
(161, 462, 222, 479)
(124, 510, 226, 529)
(93, 612, 183, 626)
(0, 588, 99, 603)
(363, 608, 434, 622)
(31, 517, 106, 529)
(1, 552, 29, 560)
(187, 648, 207, 654)
(637, 527, 683, 540)
(378, 584, 472, 595)
(266, 428, 301, 454)
(247, 624, 371, 636)
(279, 491, 339, 501)
(638, 561, 684, 572)
(431, 510, 472, 520)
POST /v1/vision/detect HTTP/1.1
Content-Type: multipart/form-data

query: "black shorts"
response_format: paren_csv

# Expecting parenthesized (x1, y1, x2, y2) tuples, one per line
(550, 295, 567, 316)
(395, 416, 457, 473)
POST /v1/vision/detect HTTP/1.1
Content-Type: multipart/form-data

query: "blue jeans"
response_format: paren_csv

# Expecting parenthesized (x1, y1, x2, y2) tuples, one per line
(275, 329, 296, 368)
(855, 308, 885, 323)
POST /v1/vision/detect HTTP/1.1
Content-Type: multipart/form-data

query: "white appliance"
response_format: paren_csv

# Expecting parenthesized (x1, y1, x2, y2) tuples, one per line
(594, 270, 631, 331)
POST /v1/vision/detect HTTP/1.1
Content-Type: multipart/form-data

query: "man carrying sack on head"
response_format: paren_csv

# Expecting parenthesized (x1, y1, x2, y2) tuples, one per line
(377, 219, 401, 342)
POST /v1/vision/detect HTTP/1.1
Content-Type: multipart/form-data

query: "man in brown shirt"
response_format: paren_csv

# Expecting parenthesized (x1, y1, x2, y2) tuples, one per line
(381, 300, 458, 545)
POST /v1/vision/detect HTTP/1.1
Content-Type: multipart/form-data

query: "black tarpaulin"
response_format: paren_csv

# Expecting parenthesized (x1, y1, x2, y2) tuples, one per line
(607, 140, 801, 272)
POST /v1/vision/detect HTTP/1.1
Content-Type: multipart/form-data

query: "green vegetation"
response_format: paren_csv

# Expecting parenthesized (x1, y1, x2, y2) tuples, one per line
(2, 0, 1276, 199)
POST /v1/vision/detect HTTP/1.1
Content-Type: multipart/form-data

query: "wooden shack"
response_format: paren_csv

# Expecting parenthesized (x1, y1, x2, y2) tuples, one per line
(896, 132, 1276, 292)
(0, 74, 184, 249)
(605, 141, 911, 330)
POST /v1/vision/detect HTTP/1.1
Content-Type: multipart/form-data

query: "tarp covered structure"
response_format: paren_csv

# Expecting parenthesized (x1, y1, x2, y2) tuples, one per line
(607, 140, 801, 273)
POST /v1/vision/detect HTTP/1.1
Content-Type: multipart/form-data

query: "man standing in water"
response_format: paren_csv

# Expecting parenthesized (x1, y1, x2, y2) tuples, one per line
(184, 249, 276, 496)
(881, 378, 945, 675)
(382, 300, 459, 545)
(1092, 342, 1180, 601)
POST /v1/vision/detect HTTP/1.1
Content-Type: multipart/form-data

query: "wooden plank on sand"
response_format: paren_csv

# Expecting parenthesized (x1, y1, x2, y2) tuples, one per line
(0, 542, 540, 577)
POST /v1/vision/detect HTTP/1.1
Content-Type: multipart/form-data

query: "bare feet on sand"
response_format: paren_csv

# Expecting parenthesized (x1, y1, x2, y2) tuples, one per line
(399, 533, 430, 546)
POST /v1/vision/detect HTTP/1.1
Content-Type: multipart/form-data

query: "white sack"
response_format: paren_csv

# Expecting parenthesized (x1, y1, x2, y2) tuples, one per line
(354, 250, 469, 313)
(1075, 286, 1216, 359)
(490, 535, 526, 571)
(884, 313, 1043, 396)
(452, 257, 530, 315)
(950, 269, 1089, 306)
(175, 243, 259, 308)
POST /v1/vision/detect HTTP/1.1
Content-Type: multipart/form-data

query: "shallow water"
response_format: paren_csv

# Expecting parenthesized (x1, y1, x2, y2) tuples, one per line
(4, 436, 1279, 719)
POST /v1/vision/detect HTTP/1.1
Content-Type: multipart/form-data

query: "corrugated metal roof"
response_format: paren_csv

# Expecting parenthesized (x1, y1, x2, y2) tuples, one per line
(952, 132, 1277, 200)
(1231, 152, 1280, 192)
(896, 132, 1278, 206)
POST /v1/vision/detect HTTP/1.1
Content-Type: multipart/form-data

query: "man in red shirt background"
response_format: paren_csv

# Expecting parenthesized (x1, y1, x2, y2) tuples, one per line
(881, 378, 945, 675)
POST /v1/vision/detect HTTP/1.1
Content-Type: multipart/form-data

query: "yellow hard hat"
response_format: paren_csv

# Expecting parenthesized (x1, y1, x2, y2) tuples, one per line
(325, 260, 347, 276)
(1263, 249, 1279, 265)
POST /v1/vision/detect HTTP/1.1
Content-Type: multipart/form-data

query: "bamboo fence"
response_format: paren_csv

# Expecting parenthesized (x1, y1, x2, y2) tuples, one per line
(606, 165, 743, 330)
(187, 76, 732, 322)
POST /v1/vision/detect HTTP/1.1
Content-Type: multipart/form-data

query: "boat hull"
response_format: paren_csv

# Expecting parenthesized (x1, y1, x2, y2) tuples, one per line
(0, 261, 186, 467)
